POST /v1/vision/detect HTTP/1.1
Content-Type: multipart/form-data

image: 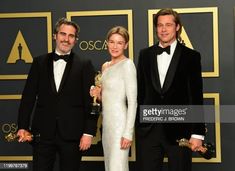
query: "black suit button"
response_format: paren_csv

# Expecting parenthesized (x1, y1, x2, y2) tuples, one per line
(160, 95, 164, 99)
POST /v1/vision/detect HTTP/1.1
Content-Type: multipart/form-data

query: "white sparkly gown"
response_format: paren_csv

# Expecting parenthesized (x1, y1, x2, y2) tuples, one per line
(101, 58, 137, 171)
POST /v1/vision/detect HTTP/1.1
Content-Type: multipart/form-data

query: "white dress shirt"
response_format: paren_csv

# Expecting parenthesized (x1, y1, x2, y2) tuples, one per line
(157, 40, 177, 88)
(157, 40, 204, 140)
(53, 50, 68, 92)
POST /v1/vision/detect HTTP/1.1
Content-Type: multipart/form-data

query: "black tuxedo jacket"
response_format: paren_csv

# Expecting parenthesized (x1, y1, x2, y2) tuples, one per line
(18, 52, 97, 141)
(136, 42, 205, 144)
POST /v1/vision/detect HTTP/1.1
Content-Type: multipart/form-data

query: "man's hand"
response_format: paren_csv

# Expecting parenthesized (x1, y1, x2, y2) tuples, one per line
(189, 137, 203, 152)
(79, 135, 92, 151)
(17, 129, 32, 142)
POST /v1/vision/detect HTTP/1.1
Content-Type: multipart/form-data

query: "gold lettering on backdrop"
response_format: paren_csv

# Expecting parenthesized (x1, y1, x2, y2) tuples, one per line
(79, 40, 107, 51)
(92, 115, 102, 144)
(7, 30, 33, 63)
(1, 123, 18, 134)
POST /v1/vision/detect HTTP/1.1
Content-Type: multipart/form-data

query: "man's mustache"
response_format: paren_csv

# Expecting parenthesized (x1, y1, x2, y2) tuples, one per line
(61, 41, 70, 44)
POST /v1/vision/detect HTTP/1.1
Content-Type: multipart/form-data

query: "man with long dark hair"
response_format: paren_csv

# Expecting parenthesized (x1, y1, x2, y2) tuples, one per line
(136, 8, 205, 171)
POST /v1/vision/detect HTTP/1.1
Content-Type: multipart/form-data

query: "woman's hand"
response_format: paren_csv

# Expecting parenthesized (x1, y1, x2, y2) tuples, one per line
(120, 137, 132, 149)
(89, 86, 102, 101)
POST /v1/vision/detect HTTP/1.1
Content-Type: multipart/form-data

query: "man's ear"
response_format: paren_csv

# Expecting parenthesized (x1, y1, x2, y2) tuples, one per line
(53, 34, 56, 40)
(176, 24, 180, 32)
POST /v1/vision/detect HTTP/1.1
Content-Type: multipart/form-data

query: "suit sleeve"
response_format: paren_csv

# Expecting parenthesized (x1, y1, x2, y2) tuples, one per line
(122, 60, 137, 140)
(136, 49, 146, 126)
(18, 57, 39, 130)
(82, 60, 97, 136)
(137, 49, 145, 105)
(189, 52, 206, 136)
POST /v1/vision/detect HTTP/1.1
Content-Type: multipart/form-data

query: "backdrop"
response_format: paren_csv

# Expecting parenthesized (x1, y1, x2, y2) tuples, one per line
(0, 0, 235, 170)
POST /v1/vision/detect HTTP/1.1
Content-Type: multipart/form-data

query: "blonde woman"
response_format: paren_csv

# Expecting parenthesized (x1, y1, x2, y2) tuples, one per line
(90, 26, 137, 171)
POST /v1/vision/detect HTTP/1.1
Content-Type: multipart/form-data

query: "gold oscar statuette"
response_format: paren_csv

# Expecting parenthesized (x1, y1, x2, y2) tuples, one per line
(177, 138, 215, 159)
(90, 71, 102, 115)
(5, 132, 19, 142)
(5, 132, 32, 142)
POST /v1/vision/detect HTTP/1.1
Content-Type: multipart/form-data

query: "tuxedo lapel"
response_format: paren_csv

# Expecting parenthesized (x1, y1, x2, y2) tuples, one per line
(161, 42, 182, 94)
(48, 53, 57, 94)
(150, 45, 161, 94)
(57, 53, 73, 93)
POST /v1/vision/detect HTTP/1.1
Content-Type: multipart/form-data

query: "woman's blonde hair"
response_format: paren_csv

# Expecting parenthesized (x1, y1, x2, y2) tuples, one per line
(106, 26, 129, 43)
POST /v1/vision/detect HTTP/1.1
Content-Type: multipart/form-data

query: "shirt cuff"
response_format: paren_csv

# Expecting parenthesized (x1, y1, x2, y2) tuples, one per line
(83, 133, 93, 137)
(191, 134, 204, 140)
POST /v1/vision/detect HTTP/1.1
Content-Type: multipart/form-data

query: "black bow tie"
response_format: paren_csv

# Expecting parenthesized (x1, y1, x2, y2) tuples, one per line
(156, 45, 171, 55)
(53, 54, 70, 62)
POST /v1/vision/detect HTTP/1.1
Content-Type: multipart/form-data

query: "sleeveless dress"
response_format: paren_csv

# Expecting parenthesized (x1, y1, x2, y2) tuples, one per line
(101, 58, 137, 171)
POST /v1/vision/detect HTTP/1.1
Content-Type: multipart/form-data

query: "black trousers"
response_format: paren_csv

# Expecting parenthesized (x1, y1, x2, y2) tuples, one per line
(136, 124, 192, 171)
(32, 131, 82, 171)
